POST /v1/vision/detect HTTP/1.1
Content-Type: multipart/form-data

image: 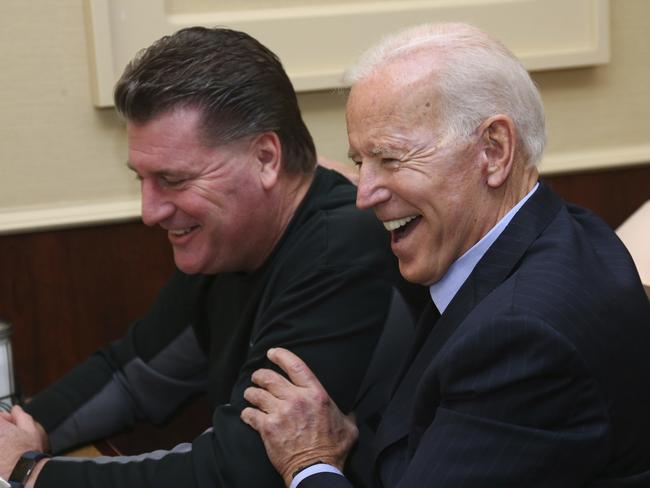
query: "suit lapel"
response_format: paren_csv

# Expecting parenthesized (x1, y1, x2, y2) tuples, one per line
(372, 181, 563, 464)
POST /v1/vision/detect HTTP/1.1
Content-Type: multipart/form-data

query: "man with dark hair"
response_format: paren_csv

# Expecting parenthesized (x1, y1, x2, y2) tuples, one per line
(114, 27, 316, 174)
(0, 27, 400, 487)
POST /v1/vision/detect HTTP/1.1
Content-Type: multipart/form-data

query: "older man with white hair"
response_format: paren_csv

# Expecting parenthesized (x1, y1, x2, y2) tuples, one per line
(241, 23, 650, 487)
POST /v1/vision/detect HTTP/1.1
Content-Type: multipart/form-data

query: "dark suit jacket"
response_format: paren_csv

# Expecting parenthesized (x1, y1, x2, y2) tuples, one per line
(302, 182, 650, 487)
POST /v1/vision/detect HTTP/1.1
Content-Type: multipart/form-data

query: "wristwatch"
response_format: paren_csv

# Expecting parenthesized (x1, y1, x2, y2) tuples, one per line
(7, 451, 49, 488)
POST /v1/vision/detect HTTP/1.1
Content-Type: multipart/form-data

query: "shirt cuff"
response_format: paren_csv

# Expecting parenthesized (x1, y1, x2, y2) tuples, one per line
(290, 463, 344, 488)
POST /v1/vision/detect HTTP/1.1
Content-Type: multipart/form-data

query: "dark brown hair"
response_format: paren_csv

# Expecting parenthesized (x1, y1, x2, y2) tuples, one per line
(114, 27, 316, 173)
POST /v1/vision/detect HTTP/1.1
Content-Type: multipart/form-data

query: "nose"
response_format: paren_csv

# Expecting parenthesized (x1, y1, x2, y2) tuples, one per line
(356, 162, 391, 210)
(140, 179, 174, 226)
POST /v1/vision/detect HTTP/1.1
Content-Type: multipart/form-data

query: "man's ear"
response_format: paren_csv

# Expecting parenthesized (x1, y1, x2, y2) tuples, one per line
(478, 115, 516, 188)
(252, 132, 282, 190)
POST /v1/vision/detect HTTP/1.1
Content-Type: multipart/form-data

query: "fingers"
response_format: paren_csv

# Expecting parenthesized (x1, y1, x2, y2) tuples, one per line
(11, 405, 35, 431)
(0, 411, 15, 424)
(8, 406, 49, 451)
(240, 406, 264, 432)
(250, 367, 295, 400)
(243, 385, 280, 413)
(267, 348, 323, 390)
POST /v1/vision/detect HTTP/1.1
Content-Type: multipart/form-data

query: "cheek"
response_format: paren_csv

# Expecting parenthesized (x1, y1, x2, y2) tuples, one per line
(182, 182, 230, 216)
(177, 196, 213, 219)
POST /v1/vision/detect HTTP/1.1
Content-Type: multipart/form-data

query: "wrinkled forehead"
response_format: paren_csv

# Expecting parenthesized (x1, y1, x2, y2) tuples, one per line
(347, 74, 442, 146)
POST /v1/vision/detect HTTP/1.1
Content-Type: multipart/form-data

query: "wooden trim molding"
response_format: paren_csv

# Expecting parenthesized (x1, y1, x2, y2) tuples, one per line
(0, 200, 140, 236)
(540, 143, 650, 175)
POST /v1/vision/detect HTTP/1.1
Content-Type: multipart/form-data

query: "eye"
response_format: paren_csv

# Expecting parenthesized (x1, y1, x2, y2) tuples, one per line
(382, 158, 401, 169)
(159, 175, 187, 188)
(348, 154, 362, 168)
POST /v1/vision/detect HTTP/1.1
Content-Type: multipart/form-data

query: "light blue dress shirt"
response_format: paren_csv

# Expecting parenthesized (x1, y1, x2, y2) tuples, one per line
(429, 182, 539, 313)
(290, 464, 344, 488)
(291, 182, 539, 487)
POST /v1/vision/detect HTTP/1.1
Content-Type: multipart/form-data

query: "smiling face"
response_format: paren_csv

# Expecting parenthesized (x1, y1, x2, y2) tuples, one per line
(347, 58, 496, 286)
(127, 107, 280, 274)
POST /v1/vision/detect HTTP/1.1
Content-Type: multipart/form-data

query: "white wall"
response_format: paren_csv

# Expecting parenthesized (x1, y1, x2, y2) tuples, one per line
(1, 0, 648, 233)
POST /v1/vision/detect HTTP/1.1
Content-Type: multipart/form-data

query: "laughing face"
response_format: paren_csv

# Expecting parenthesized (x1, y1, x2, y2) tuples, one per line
(347, 59, 494, 286)
(127, 107, 277, 274)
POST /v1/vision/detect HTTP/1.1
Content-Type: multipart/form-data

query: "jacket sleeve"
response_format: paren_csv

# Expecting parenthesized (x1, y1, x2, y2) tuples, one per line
(300, 472, 354, 488)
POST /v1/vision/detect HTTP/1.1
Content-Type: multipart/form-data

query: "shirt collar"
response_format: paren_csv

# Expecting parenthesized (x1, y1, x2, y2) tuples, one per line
(429, 182, 539, 313)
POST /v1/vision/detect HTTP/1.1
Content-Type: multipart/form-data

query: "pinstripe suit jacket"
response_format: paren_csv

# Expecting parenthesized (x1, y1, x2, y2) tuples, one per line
(302, 181, 650, 487)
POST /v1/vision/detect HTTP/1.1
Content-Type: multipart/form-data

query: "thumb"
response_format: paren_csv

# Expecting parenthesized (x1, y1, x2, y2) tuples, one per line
(10, 405, 49, 452)
(11, 405, 34, 431)
(0, 410, 16, 424)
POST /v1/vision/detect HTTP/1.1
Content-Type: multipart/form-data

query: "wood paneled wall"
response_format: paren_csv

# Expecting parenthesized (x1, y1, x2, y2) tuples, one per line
(544, 164, 650, 229)
(0, 224, 174, 397)
(1, 163, 649, 400)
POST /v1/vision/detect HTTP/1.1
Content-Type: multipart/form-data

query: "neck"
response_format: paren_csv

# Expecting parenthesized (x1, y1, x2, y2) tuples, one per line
(463, 161, 538, 258)
(276, 170, 315, 232)
(493, 161, 539, 223)
(249, 169, 315, 271)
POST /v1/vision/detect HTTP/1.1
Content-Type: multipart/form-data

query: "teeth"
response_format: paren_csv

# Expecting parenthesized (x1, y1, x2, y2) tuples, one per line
(170, 227, 195, 236)
(383, 215, 417, 232)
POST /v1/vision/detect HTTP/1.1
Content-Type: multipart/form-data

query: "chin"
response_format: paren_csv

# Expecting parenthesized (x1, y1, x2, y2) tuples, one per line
(399, 264, 427, 285)
(175, 264, 203, 275)
(398, 260, 440, 286)
(173, 255, 205, 275)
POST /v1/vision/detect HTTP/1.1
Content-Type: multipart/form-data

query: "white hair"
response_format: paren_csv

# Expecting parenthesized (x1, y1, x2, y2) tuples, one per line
(344, 23, 546, 165)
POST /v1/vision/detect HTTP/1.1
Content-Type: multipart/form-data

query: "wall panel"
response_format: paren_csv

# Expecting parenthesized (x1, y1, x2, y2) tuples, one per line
(0, 223, 173, 396)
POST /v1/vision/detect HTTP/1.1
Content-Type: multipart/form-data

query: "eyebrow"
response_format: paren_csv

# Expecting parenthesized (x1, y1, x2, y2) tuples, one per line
(125, 162, 191, 181)
(347, 145, 392, 160)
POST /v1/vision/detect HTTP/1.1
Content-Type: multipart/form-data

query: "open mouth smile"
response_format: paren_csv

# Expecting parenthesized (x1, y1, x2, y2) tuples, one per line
(383, 215, 421, 243)
(168, 226, 200, 238)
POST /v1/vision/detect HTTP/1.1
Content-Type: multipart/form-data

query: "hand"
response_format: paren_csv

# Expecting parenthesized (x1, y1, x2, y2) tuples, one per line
(318, 156, 359, 186)
(241, 348, 358, 487)
(0, 406, 49, 479)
